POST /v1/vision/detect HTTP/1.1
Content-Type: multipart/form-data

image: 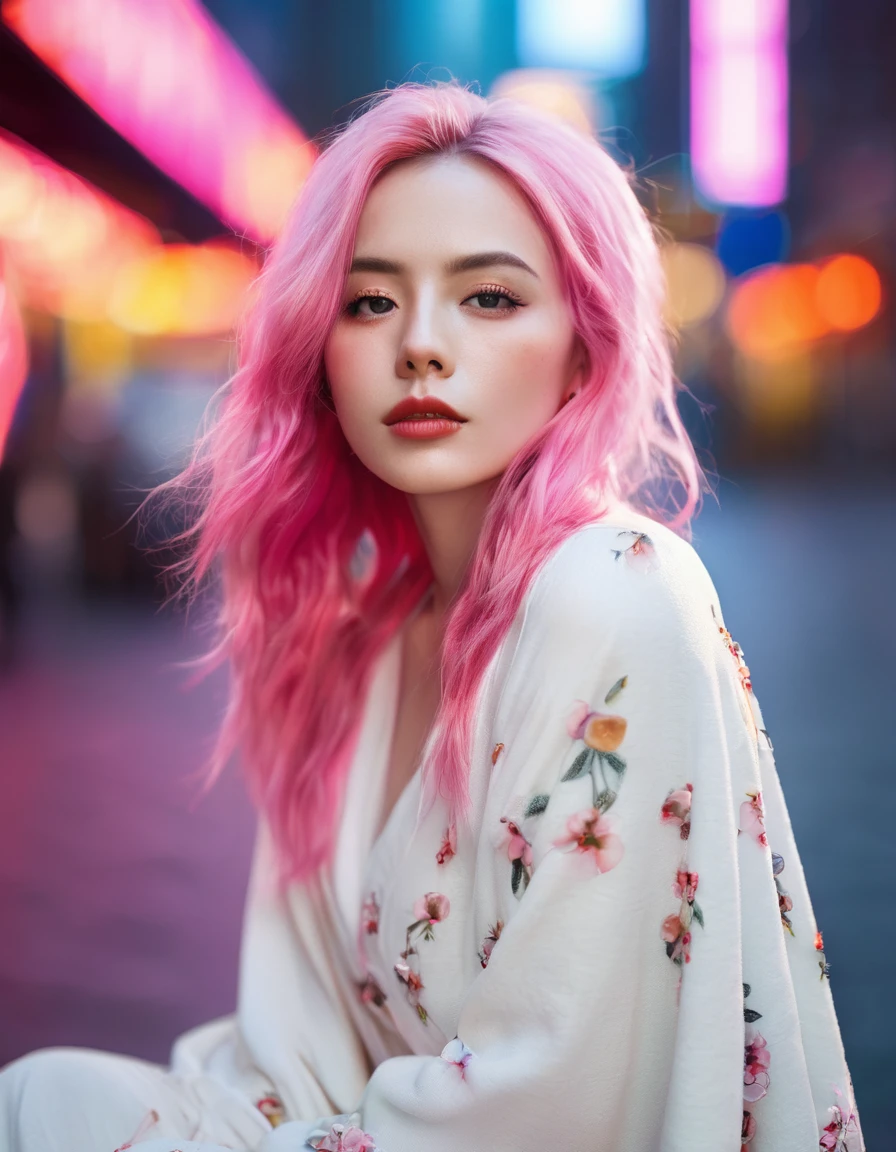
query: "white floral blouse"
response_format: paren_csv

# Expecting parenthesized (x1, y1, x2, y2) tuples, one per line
(0, 512, 865, 1152)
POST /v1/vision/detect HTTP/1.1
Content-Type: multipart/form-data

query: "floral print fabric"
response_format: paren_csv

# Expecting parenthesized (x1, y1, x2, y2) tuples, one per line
(0, 513, 865, 1152)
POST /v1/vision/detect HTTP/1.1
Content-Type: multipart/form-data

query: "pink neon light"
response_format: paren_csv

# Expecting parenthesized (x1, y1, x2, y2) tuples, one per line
(0, 269, 28, 461)
(3, 0, 315, 243)
(690, 0, 788, 207)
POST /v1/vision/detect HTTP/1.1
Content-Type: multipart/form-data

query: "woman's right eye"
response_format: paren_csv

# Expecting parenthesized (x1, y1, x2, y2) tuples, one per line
(347, 294, 395, 318)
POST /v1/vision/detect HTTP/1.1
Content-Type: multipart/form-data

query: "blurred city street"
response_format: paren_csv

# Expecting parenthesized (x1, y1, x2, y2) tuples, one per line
(0, 1, 893, 1147)
(0, 475, 892, 1148)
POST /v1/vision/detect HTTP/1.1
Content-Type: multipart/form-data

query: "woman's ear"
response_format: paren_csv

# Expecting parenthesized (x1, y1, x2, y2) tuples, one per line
(561, 338, 589, 407)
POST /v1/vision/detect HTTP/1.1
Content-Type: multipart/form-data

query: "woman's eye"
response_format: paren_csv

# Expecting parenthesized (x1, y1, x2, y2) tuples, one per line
(464, 291, 521, 312)
(348, 294, 395, 318)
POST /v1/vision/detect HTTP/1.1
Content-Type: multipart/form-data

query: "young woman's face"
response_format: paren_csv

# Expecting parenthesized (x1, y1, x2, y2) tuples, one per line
(323, 153, 585, 496)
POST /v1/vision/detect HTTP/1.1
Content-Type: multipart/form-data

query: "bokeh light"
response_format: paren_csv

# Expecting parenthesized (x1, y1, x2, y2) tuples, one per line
(661, 242, 727, 328)
(4, 0, 315, 242)
(107, 242, 259, 337)
(726, 263, 829, 361)
(489, 70, 596, 134)
(516, 0, 646, 78)
(690, 0, 788, 207)
(0, 129, 158, 322)
(815, 255, 881, 332)
(0, 271, 28, 459)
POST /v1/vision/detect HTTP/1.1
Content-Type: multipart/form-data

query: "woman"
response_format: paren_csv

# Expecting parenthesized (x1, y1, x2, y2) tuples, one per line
(0, 81, 864, 1152)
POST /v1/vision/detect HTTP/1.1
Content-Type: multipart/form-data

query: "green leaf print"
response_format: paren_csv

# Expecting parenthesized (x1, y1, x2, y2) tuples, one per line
(562, 748, 592, 782)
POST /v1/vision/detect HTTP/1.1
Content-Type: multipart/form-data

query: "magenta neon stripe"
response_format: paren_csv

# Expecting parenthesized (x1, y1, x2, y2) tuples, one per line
(3, 0, 313, 242)
(690, 0, 788, 207)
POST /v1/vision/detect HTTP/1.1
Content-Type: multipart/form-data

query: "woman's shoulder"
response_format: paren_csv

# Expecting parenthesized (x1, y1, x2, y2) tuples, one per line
(520, 506, 721, 651)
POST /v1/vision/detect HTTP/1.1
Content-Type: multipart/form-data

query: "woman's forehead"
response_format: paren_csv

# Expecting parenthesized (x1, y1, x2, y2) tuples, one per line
(352, 155, 552, 274)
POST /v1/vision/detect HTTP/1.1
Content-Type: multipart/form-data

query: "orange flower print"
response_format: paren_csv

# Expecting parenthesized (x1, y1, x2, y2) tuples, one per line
(815, 930, 832, 980)
(562, 677, 630, 814)
(567, 701, 627, 751)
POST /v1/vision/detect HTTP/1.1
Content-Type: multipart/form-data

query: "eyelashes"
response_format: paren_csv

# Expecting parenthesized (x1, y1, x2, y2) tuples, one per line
(345, 285, 525, 319)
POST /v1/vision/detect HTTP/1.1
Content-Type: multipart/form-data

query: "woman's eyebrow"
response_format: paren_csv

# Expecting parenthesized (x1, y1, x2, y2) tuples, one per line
(449, 251, 540, 278)
(348, 251, 540, 279)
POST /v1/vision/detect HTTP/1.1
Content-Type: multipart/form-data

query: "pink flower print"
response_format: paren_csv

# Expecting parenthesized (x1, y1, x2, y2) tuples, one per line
(256, 1094, 287, 1127)
(359, 974, 387, 1008)
(315, 1120, 378, 1151)
(441, 1036, 474, 1077)
(393, 957, 426, 1019)
(611, 530, 658, 571)
(660, 783, 693, 839)
(501, 817, 533, 868)
(661, 860, 704, 967)
(661, 913, 692, 964)
(412, 892, 450, 928)
(361, 892, 380, 935)
(672, 868, 699, 903)
(739, 791, 769, 847)
(553, 807, 625, 874)
(818, 1086, 863, 1151)
(478, 920, 504, 968)
(500, 816, 534, 896)
(566, 699, 591, 739)
(436, 823, 457, 865)
(772, 851, 795, 936)
(743, 1025, 771, 1103)
(395, 894, 450, 1022)
(741, 1109, 757, 1148)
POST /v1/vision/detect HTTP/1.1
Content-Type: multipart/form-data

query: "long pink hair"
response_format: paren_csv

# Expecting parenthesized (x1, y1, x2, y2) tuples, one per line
(150, 80, 709, 887)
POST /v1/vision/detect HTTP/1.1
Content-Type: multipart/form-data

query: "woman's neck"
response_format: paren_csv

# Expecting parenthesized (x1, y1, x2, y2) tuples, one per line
(406, 475, 500, 617)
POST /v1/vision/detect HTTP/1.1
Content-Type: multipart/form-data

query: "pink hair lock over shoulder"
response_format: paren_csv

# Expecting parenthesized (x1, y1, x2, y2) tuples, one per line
(146, 79, 708, 888)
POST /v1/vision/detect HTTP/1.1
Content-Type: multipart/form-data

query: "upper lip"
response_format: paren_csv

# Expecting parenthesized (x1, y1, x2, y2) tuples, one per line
(384, 396, 467, 425)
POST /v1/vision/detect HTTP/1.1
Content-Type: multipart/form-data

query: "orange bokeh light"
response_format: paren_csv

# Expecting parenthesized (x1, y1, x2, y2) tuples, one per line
(727, 264, 830, 361)
(815, 254, 881, 331)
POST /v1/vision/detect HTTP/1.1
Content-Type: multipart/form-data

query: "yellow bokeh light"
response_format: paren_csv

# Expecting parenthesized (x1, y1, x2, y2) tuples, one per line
(489, 70, 596, 135)
(660, 242, 727, 328)
(108, 242, 257, 336)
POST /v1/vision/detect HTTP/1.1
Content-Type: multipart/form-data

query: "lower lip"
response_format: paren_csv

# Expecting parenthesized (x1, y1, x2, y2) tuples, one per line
(387, 418, 465, 439)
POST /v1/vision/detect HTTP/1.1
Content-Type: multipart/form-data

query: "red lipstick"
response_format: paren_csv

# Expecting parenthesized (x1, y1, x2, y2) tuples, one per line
(384, 396, 467, 440)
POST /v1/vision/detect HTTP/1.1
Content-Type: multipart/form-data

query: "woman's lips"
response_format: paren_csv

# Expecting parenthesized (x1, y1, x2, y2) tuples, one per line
(384, 396, 467, 440)
(388, 416, 464, 440)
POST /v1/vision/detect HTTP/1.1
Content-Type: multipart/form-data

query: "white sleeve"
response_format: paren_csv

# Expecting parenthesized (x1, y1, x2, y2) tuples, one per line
(267, 524, 865, 1152)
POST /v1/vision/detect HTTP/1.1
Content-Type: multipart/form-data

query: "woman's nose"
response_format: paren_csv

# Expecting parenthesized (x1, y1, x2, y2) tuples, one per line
(396, 297, 454, 380)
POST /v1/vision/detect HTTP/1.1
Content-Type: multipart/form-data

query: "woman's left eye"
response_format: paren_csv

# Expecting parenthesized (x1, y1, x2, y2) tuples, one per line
(463, 289, 522, 312)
